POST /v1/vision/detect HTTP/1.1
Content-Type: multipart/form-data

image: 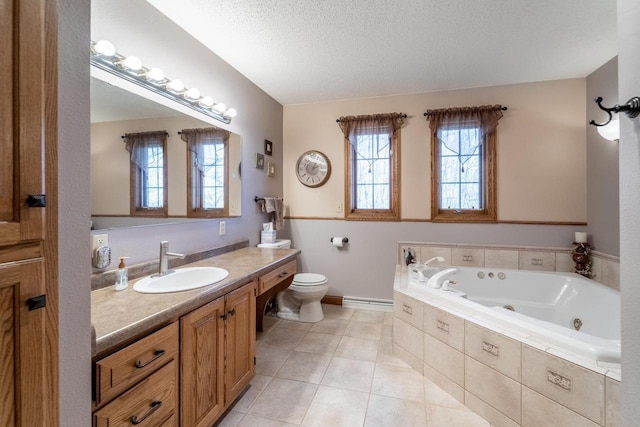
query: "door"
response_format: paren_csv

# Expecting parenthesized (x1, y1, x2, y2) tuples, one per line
(224, 281, 256, 404)
(180, 296, 225, 427)
(0, 259, 49, 426)
(0, 0, 46, 246)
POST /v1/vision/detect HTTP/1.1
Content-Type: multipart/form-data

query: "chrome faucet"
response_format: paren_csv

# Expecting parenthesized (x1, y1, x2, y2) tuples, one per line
(154, 241, 185, 277)
(423, 256, 445, 267)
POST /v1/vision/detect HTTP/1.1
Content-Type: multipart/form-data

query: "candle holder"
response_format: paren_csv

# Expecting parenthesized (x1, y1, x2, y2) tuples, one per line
(570, 242, 592, 278)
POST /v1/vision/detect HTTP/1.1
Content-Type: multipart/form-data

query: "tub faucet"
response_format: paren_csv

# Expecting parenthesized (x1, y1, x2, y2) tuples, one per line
(423, 256, 445, 266)
(154, 241, 185, 277)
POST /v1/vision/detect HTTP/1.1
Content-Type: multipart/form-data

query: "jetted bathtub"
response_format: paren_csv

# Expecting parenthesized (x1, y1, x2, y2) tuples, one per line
(406, 266, 620, 363)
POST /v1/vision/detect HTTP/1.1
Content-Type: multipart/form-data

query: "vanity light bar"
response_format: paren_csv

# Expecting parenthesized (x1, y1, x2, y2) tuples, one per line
(90, 40, 237, 124)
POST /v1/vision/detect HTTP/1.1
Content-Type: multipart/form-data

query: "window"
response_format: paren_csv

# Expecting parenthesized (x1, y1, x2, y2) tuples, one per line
(339, 113, 404, 220)
(427, 105, 503, 222)
(123, 131, 168, 217)
(181, 127, 230, 217)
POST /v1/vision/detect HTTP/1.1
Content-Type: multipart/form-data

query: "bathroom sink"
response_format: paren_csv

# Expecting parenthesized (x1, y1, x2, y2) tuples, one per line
(133, 267, 229, 294)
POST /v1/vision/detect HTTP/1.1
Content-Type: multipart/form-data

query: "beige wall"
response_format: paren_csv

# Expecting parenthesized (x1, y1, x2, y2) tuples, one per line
(284, 78, 586, 222)
(91, 116, 241, 217)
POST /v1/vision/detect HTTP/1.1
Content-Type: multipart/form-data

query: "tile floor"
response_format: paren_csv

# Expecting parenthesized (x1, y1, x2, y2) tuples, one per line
(215, 304, 492, 427)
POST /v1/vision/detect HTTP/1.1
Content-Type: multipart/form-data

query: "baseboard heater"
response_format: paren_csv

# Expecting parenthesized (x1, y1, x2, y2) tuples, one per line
(342, 296, 393, 311)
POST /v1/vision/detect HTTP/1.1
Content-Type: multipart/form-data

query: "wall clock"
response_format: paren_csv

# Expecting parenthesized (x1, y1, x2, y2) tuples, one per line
(296, 150, 331, 187)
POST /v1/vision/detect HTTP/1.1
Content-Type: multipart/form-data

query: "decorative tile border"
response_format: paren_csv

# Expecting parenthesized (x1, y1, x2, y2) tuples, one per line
(398, 241, 620, 290)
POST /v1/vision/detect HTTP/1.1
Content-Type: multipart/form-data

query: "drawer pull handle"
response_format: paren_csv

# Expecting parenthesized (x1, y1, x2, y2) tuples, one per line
(278, 272, 289, 278)
(130, 400, 162, 425)
(134, 350, 165, 369)
(228, 308, 236, 316)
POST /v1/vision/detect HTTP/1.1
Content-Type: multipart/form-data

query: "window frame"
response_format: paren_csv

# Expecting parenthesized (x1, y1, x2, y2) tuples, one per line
(186, 138, 229, 218)
(129, 136, 168, 217)
(344, 127, 401, 221)
(430, 123, 496, 223)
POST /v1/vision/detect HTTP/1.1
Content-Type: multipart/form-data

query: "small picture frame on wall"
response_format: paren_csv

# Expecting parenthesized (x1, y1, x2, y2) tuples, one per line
(256, 152, 265, 169)
(264, 139, 273, 156)
(267, 161, 276, 177)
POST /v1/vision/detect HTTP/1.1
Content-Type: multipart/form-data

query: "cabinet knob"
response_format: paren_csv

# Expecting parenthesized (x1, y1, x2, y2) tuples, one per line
(26, 295, 46, 311)
(228, 308, 236, 316)
(26, 194, 46, 207)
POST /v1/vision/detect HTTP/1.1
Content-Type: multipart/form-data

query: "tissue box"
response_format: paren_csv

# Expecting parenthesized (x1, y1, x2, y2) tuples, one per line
(261, 230, 276, 244)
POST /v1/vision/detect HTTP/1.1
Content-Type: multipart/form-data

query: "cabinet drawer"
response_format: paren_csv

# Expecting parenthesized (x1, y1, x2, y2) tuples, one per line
(94, 359, 178, 427)
(95, 322, 179, 406)
(259, 260, 296, 294)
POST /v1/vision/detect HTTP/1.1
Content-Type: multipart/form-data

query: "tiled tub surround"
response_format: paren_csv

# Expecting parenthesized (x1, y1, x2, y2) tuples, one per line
(91, 245, 300, 357)
(393, 266, 621, 427)
(398, 241, 620, 291)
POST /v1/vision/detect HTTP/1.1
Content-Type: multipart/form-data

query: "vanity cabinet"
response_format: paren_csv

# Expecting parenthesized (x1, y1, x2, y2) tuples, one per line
(92, 323, 179, 426)
(180, 280, 256, 427)
(256, 259, 296, 331)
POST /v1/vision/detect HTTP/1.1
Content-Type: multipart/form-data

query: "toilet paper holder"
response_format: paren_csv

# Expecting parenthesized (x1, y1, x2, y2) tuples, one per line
(330, 237, 349, 244)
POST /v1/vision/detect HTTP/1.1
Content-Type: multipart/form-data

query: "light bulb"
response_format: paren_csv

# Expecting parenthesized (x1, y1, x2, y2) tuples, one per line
(199, 96, 214, 107)
(213, 103, 226, 113)
(94, 40, 116, 57)
(597, 117, 620, 142)
(184, 87, 201, 100)
(166, 79, 184, 92)
(121, 56, 143, 71)
(146, 67, 165, 82)
(225, 108, 237, 118)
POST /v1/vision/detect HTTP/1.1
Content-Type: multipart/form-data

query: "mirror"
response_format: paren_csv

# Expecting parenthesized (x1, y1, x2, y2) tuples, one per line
(90, 69, 241, 230)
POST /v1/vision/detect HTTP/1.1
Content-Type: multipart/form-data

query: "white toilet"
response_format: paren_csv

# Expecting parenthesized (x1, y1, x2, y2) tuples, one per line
(257, 239, 329, 323)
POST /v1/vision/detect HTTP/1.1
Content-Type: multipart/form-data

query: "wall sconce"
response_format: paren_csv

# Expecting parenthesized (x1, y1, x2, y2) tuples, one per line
(90, 40, 237, 124)
(596, 116, 620, 142)
(589, 96, 640, 140)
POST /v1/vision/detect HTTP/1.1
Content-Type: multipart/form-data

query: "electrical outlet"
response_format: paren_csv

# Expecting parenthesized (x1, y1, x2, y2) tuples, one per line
(336, 202, 343, 213)
(92, 233, 108, 251)
(219, 221, 226, 236)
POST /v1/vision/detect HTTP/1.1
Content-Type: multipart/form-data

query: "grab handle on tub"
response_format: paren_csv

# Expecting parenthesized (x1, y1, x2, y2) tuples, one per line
(426, 268, 457, 289)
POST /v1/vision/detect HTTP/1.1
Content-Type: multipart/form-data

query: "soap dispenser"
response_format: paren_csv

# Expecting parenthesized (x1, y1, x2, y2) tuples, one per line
(114, 257, 130, 291)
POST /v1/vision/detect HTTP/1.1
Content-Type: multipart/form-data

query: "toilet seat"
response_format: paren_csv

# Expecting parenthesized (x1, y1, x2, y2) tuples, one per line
(292, 273, 327, 287)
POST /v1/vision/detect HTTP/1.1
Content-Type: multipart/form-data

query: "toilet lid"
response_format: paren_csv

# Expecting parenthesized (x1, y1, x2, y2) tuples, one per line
(292, 273, 327, 286)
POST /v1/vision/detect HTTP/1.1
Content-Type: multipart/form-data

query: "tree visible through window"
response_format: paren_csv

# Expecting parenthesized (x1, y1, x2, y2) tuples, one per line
(181, 127, 230, 217)
(439, 125, 482, 210)
(197, 141, 225, 209)
(338, 113, 404, 221)
(138, 144, 164, 209)
(427, 105, 504, 222)
(354, 132, 391, 209)
(123, 130, 168, 217)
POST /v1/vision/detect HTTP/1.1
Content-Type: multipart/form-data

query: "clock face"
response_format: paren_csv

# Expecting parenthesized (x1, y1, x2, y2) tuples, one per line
(296, 150, 331, 187)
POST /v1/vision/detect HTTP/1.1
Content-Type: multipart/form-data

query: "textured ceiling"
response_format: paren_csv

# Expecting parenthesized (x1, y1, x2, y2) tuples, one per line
(146, 0, 616, 105)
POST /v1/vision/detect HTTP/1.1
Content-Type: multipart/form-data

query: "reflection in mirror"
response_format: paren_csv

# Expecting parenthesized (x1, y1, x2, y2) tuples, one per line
(90, 71, 241, 230)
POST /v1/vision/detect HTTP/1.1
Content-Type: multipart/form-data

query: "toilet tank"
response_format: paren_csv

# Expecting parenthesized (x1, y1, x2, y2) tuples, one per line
(257, 239, 291, 249)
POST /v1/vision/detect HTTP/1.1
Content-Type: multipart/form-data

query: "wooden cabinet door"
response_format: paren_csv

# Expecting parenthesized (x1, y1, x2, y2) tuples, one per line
(224, 281, 256, 404)
(0, 0, 46, 246)
(0, 259, 49, 426)
(180, 296, 225, 427)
